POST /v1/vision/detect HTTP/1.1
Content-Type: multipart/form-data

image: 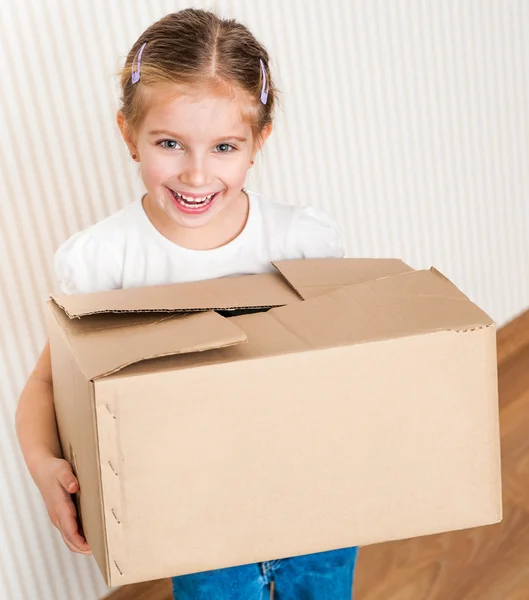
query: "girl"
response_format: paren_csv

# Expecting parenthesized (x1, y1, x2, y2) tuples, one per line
(16, 9, 358, 600)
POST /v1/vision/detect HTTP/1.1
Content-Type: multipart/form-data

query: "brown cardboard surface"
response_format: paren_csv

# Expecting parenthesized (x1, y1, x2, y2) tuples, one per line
(48, 305, 247, 379)
(47, 308, 109, 581)
(272, 257, 414, 299)
(46, 258, 502, 586)
(50, 258, 413, 318)
(96, 327, 499, 584)
(50, 271, 301, 318)
(110, 268, 493, 379)
(262, 269, 493, 349)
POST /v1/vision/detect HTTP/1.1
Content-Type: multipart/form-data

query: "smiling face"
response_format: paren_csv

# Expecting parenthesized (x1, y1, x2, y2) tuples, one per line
(118, 85, 270, 242)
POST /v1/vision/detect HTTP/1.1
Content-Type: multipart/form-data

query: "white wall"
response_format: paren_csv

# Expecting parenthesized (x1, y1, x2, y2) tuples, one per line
(1, 1, 528, 598)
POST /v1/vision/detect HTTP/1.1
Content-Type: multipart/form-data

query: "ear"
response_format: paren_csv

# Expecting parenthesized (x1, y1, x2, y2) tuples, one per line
(117, 111, 138, 157)
(252, 123, 273, 159)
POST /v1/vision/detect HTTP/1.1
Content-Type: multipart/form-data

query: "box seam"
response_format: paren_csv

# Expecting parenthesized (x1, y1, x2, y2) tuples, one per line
(89, 380, 113, 585)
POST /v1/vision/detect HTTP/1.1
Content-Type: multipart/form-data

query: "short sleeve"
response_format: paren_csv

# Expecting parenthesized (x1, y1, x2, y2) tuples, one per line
(54, 231, 122, 295)
(289, 206, 345, 259)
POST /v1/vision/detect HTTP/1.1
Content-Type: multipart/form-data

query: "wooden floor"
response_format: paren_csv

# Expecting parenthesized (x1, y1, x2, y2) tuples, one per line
(106, 312, 529, 600)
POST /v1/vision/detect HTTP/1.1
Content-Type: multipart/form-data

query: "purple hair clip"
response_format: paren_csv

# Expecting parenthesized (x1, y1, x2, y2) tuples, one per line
(259, 58, 269, 105)
(131, 42, 147, 84)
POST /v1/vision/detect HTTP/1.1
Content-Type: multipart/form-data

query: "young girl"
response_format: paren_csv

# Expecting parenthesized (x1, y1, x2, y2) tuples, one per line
(16, 9, 358, 599)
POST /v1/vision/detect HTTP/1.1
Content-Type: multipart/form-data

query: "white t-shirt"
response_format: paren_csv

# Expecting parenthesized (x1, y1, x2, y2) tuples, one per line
(54, 190, 344, 295)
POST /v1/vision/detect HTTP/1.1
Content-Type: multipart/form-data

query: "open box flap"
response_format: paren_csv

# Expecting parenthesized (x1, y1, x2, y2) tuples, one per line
(272, 258, 415, 299)
(50, 272, 301, 319)
(50, 259, 415, 319)
(261, 268, 494, 351)
(48, 304, 247, 380)
(47, 258, 430, 379)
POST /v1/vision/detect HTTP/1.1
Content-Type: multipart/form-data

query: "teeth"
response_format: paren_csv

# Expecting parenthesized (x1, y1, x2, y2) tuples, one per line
(173, 191, 215, 204)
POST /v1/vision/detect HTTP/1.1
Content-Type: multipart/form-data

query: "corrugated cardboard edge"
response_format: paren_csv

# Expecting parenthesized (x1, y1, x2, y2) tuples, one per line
(49, 295, 190, 320)
(48, 271, 301, 319)
(270, 264, 304, 299)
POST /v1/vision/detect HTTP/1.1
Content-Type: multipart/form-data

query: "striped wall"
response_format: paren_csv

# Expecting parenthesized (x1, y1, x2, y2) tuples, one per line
(1, 1, 528, 598)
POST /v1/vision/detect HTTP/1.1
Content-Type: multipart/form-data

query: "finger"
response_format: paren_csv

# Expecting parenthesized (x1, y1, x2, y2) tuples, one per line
(61, 533, 92, 555)
(58, 470, 79, 494)
(55, 511, 92, 555)
(59, 511, 91, 554)
(57, 501, 92, 554)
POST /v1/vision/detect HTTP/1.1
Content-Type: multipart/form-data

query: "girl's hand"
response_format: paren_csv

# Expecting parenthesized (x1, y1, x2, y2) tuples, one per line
(33, 456, 92, 555)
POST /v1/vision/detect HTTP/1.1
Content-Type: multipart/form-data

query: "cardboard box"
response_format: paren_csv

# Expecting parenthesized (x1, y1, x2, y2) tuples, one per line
(47, 259, 502, 586)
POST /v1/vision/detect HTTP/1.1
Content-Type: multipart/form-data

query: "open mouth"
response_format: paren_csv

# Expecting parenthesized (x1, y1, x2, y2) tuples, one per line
(169, 189, 220, 210)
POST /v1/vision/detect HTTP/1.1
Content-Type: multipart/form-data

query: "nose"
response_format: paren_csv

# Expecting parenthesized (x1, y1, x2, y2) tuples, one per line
(178, 153, 209, 188)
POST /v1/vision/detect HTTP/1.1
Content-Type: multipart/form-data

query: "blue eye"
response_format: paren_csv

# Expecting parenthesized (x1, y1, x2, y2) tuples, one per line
(214, 143, 235, 153)
(158, 140, 181, 150)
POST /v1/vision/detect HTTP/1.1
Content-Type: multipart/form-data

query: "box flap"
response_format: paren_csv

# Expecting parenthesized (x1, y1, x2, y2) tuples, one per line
(272, 258, 414, 299)
(48, 258, 437, 379)
(50, 272, 301, 319)
(50, 259, 414, 320)
(48, 303, 247, 379)
(260, 268, 494, 351)
(116, 267, 495, 379)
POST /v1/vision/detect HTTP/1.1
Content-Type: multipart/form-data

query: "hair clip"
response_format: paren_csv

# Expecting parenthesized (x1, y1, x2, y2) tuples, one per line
(259, 58, 269, 105)
(131, 42, 147, 84)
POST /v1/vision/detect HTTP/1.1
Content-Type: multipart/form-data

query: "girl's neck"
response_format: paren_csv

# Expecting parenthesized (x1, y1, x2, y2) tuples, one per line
(142, 190, 250, 251)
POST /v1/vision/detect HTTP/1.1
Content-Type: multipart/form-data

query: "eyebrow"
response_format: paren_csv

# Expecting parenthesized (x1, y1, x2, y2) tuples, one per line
(148, 130, 247, 143)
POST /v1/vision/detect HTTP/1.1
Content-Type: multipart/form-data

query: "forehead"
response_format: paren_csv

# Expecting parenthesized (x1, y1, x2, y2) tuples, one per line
(139, 85, 253, 140)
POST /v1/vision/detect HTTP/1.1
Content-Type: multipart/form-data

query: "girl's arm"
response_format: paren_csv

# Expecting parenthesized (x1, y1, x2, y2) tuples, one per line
(16, 343, 61, 464)
(15, 342, 91, 554)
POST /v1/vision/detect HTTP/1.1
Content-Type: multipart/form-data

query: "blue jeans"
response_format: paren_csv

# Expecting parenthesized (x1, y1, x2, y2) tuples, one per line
(171, 546, 359, 599)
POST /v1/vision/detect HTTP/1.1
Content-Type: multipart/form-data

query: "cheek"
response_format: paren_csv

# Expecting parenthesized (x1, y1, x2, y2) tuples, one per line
(140, 154, 173, 185)
(223, 155, 252, 185)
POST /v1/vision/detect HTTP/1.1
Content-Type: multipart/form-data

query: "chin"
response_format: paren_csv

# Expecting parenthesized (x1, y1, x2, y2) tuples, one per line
(172, 215, 214, 229)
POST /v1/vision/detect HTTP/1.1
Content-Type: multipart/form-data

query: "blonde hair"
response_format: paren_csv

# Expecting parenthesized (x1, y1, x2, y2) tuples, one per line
(118, 9, 277, 142)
